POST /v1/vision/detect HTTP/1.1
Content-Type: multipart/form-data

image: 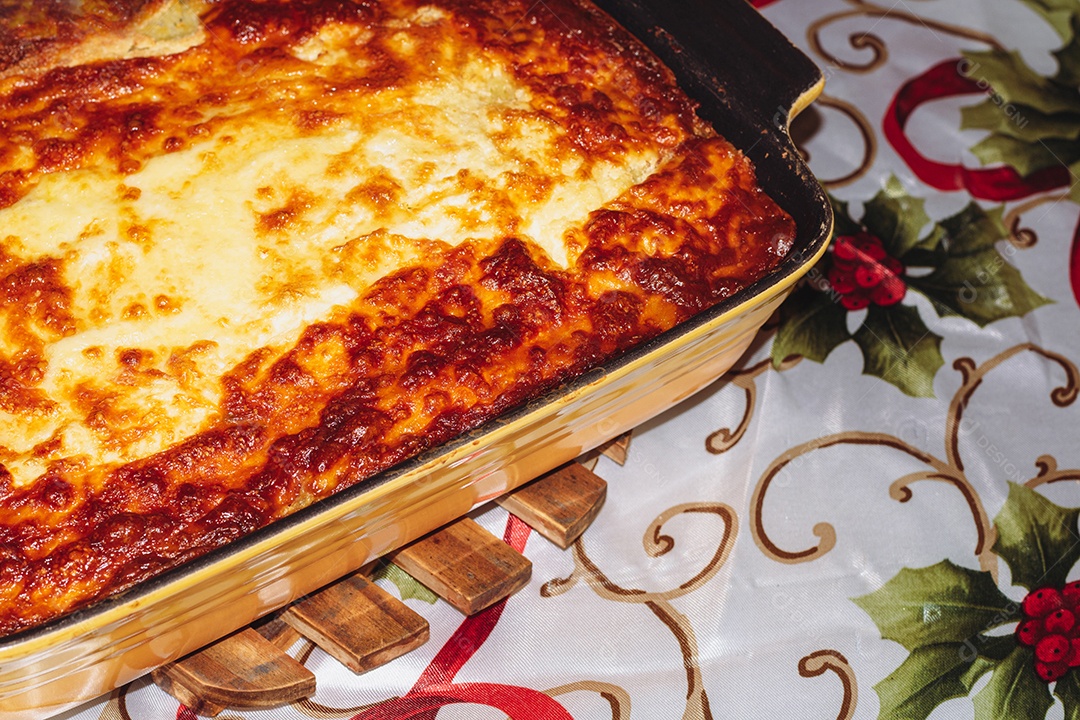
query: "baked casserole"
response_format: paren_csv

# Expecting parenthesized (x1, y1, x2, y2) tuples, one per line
(0, 0, 795, 637)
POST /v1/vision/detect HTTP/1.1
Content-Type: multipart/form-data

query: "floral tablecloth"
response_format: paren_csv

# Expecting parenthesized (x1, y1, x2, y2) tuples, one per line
(60, 0, 1080, 718)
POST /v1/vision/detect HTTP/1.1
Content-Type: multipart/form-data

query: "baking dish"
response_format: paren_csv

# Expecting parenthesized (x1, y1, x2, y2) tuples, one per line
(0, 0, 831, 716)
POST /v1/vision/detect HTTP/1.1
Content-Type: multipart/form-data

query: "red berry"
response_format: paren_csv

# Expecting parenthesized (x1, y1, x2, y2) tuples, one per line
(831, 251, 857, 271)
(827, 266, 856, 295)
(1036, 660, 1069, 682)
(1046, 608, 1076, 635)
(1017, 619, 1042, 647)
(1024, 588, 1064, 618)
(1071, 639, 1080, 667)
(833, 235, 860, 262)
(871, 277, 906, 307)
(855, 262, 886, 288)
(852, 233, 887, 261)
(1064, 580, 1080, 607)
(840, 292, 871, 311)
(1036, 634, 1070, 663)
(883, 256, 904, 276)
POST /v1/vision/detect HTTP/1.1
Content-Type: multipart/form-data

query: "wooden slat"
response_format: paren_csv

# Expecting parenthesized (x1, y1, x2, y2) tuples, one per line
(282, 573, 429, 673)
(251, 611, 303, 652)
(495, 462, 607, 549)
(390, 517, 531, 615)
(599, 431, 633, 466)
(151, 628, 315, 716)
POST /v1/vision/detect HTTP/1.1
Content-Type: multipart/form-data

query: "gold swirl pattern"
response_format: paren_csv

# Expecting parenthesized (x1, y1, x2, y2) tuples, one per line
(808, 0, 1003, 73)
(541, 503, 738, 720)
(1027, 455, 1080, 489)
(814, 95, 877, 189)
(798, 650, 858, 720)
(750, 344, 1079, 576)
(545, 682, 632, 720)
(707, 357, 801, 455)
(1003, 194, 1072, 249)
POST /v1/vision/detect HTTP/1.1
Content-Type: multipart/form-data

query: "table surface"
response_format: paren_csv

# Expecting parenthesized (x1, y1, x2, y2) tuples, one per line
(61, 0, 1080, 718)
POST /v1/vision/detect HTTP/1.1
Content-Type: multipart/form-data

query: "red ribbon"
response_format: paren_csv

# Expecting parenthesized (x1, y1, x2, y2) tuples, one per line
(884, 58, 1080, 306)
(352, 683, 574, 720)
(352, 515, 575, 720)
(1072, 217, 1080, 307)
(883, 58, 1072, 201)
(749, 0, 780, 7)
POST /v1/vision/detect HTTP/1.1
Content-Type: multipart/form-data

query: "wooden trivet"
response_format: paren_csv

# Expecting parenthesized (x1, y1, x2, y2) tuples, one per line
(282, 572, 430, 672)
(151, 628, 315, 716)
(389, 516, 533, 615)
(153, 447, 620, 716)
(495, 462, 607, 549)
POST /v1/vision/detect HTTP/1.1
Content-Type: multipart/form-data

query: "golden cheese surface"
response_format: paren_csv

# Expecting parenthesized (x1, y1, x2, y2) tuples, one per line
(0, 0, 794, 635)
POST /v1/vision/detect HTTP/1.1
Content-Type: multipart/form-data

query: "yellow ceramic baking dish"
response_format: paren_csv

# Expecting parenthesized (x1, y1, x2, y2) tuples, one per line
(0, 0, 831, 716)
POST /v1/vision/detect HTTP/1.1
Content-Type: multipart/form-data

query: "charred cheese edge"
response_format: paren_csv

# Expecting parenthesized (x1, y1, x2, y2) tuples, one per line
(0, 0, 794, 635)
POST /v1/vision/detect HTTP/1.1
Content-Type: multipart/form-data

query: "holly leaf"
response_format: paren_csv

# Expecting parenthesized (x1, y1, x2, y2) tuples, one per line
(1054, 25, 1080, 86)
(1056, 669, 1080, 720)
(861, 176, 932, 258)
(992, 482, 1080, 590)
(1071, 159, 1080, 204)
(874, 641, 1004, 720)
(772, 285, 851, 364)
(963, 49, 1080, 115)
(969, 133, 1080, 176)
(852, 304, 943, 397)
(830, 196, 863, 237)
(906, 204, 1051, 327)
(938, 203, 1007, 253)
(853, 560, 1018, 652)
(960, 99, 1080, 144)
(972, 646, 1053, 720)
(1017, 0, 1080, 42)
(959, 9, 1080, 204)
(372, 561, 439, 604)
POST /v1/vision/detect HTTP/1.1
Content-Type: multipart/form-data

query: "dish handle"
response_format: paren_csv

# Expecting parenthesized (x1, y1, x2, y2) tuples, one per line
(593, 0, 824, 133)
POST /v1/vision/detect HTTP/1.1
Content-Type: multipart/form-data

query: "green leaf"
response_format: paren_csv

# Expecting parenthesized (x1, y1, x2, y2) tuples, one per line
(1056, 669, 1080, 720)
(1017, 0, 1079, 41)
(1053, 27, 1080, 86)
(1070, 159, 1080, 203)
(861, 176, 932, 258)
(852, 304, 943, 398)
(960, 99, 1080, 144)
(772, 285, 851, 364)
(909, 251, 1051, 326)
(972, 646, 1053, 720)
(874, 644, 992, 720)
(830, 196, 863, 237)
(969, 133, 1080, 176)
(906, 204, 1051, 327)
(372, 561, 439, 604)
(963, 49, 1080, 115)
(993, 482, 1080, 590)
(853, 560, 1019, 652)
(938, 203, 1008, 254)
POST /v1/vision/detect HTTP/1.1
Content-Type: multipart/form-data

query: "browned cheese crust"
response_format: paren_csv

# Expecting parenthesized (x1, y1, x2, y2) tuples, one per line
(0, 0, 794, 635)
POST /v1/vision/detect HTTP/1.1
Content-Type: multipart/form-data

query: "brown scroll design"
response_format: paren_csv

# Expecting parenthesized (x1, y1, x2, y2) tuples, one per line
(751, 343, 1079, 576)
(808, 0, 1003, 74)
(799, 651, 858, 720)
(814, 95, 877, 189)
(545, 681, 632, 720)
(1002, 193, 1071, 250)
(1027, 455, 1080, 490)
(707, 357, 801, 455)
(541, 503, 738, 720)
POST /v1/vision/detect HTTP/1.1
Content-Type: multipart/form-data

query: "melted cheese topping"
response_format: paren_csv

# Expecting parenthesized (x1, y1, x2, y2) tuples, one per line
(0, 0, 794, 635)
(1, 48, 656, 488)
